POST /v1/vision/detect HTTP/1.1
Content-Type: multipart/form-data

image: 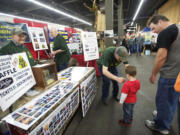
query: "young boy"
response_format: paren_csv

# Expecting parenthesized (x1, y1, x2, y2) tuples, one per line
(119, 65, 140, 126)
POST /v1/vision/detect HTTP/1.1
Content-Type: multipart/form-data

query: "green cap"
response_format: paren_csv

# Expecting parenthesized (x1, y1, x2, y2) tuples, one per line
(115, 46, 128, 59)
(12, 28, 27, 35)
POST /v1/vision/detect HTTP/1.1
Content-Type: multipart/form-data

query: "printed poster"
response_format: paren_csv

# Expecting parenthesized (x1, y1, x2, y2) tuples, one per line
(80, 71, 96, 117)
(28, 27, 48, 51)
(0, 52, 36, 111)
(81, 32, 99, 61)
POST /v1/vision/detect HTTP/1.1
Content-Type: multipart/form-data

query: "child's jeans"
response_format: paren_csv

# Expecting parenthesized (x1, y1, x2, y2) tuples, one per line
(123, 103, 135, 123)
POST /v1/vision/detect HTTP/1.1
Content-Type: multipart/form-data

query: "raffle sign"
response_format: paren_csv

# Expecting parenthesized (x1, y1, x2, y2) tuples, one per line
(28, 27, 48, 51)
(80, 71, 96, 117)
(0, 52, 36, 111)
(81, 32, 99, 61)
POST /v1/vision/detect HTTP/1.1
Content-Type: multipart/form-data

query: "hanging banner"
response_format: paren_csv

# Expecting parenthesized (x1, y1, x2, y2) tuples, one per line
(28, 27, 48, 51)
(0, 22, 30, 46)
(80, 71, 96, 117)
(0, 52, 36, 111)
(81, 32, 99, 61)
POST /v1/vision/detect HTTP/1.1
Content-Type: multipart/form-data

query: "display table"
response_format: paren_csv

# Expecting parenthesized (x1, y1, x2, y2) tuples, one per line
(58, 67, 97, 117)
(2, 67, 97, 135)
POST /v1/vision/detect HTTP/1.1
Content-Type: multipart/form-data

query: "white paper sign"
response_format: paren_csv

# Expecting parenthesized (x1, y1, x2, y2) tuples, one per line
(81, 32, 99, 61)
(104, 30, 114, 37)
(28, 27, 48, 51)
(0, 52, 36, 111)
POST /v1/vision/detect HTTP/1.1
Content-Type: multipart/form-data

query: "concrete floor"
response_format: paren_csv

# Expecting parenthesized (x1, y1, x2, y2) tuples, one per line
(63, 55, 179, 135)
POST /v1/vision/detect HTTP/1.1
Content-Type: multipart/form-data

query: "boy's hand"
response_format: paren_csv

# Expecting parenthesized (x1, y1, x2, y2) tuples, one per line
(116, 77, 126, 84)
(119, 103, 123, 106)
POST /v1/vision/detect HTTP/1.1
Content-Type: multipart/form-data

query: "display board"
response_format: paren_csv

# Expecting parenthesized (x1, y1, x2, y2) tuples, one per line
(0, 52, 36, 111)
(104, 30, 114, 37)
(3, 81, 78, 130)
(28, 27, 48, 51)
(29, 87, 79, 135)
(81, 32, 99, 61)
(68, 33, 82, 54)
(80, 72, 96, 117)
(0, 22, 30, 46)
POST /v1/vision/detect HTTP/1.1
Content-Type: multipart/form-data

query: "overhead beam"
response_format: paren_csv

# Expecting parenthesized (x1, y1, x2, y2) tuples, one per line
(62, 0, 80, 5)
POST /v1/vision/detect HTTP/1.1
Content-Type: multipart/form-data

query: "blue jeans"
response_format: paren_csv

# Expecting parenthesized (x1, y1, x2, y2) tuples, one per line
(123, 103, 135, 123)
(57, 62, 69, 72)
(129, 45, 134, 54)
(154, 77, 180, 130)
(136, 44, 141, 55)
(98, 67, 119, 100)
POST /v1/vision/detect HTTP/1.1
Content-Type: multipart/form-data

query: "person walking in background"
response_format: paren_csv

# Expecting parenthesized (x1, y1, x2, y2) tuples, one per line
(145, 15, 180, 135)
(128, 36, 135, 56)
(119, 65, 140, 126)
(135, 33, 144, 56)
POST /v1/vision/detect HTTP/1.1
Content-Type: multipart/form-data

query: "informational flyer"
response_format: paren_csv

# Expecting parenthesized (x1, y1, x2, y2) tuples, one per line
(81, 32, 99, 61)
(80, 71, 96, 117)
(28, 27, 48, 51)
(3, 81, 78, 130)
(0, 52, 36, 111)
(104, 30, 114, 37)
(29, 87, 79, 135)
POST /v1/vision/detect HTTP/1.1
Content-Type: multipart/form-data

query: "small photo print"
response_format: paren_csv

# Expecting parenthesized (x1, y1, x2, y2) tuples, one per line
(39, 33, 43, 37)
(32, 32, 36, 37)
(40, 38, 45, 42)
(35, 43, 39, 49)
(34, 38, 38, 42)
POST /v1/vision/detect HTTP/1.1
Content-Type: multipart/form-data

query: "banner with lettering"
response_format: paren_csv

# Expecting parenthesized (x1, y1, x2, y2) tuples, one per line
(0, 52, 36, 111)
(0, 22, 30, 46)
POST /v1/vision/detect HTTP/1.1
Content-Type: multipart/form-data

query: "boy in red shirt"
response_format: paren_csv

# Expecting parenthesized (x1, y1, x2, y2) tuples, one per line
(119, 65, 140, 126)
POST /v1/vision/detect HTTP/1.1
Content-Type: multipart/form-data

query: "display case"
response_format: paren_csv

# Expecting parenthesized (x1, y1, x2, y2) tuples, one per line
(32, 62, 58, 89)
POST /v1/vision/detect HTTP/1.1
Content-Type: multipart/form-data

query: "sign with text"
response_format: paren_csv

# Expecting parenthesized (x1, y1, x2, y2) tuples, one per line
(0, 52, 36, 111)
(81, 32, 99, 61)
(0, 22, 30, 46)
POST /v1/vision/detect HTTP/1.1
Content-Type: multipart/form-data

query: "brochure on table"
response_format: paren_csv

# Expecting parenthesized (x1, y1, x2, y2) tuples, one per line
(80, 72, 97, 117)
(81, 32, 99, 61)
(29, 87, 79, 135)
(58, 67, 94, 82)
(0, 52, 36, 111)
(28, 27, 48, 51)
(3, 81, 78, 130)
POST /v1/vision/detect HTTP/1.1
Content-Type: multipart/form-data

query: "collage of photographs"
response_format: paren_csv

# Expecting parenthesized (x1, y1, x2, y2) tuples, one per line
(29, 27, 48, 51)
(29, 88, 79, 135)
(3, 81, 78, 130)
(81, 72, 97, 117)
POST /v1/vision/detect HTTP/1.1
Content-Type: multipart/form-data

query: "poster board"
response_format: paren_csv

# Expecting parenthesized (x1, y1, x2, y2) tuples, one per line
(0, 52, 36, 111)
(81, 32, 99, 61)
(80, 71, 96, 117)
(3, 81, 78, 130)
(28, 27, 48, 51)
(0, 22, 30, 46)
(29, 87, 79, 135)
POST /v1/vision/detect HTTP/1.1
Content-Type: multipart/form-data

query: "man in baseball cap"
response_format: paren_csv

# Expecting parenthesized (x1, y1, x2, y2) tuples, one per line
(0, 27, 35, 66)
(97, 46, 129, 105)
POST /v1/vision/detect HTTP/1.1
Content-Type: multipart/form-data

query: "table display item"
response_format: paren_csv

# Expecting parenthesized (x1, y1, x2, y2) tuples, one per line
(32, 62, 58, 89)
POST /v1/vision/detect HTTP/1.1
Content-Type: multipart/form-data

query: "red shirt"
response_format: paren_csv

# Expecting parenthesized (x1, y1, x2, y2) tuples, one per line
(121, 80, 140, 103)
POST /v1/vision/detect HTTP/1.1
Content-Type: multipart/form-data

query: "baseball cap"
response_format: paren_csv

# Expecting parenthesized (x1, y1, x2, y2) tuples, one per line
(115, 46, 128, 60)
(12, 28, 27, 35)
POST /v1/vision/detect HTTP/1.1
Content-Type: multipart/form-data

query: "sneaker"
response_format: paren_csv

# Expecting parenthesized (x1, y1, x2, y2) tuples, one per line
(118, 119, 131, 126)
(113, 96, 120, 102)
(145, 120, 169, 135)
(152, 110, 157, 118)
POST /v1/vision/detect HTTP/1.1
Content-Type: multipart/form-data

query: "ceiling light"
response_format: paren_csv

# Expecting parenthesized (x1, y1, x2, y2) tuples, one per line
(27, 0, 92, 26)
(132, 0, 144, 21)
(0, 12, 68, 28)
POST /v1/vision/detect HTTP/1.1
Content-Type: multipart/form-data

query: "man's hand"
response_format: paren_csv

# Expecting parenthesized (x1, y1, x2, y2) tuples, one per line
(149, 73, 156, 84)
(51, 51, 56, 58)
(116, 77, 126, 84)
(124, 64, 129, 68)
